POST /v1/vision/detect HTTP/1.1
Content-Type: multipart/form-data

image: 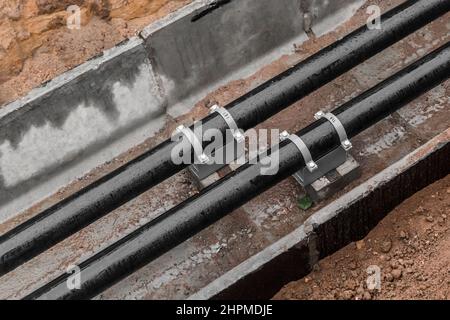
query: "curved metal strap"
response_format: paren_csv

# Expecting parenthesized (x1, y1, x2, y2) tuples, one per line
(210, 105, 244, 142)
(175, 125, 209, 164)
(280, 131, 318, 173)
(315, 111, 352, 151)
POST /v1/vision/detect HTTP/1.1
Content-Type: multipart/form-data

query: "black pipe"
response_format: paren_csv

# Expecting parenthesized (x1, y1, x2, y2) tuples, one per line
(1, 0, 449, 276)
(25, 42, 450, 300)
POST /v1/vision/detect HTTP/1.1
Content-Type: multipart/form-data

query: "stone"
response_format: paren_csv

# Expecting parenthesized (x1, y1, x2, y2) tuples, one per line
(363, 291, 372, 300)
(356, 240, 365, 250)
(385, 273, 394, 282)
(341, 290, 354, 300)
(380, 240, 392, 253)
(392, 269, 402, 280)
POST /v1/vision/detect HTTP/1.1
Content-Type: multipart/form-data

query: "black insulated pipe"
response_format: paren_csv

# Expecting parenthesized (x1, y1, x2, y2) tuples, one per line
(1, 0, 449, 276)
(25, 42, 450, 300)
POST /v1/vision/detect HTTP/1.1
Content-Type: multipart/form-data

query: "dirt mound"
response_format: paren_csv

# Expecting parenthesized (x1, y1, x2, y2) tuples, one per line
(0, 0, 190, 106)
(275, 174, 450, 300)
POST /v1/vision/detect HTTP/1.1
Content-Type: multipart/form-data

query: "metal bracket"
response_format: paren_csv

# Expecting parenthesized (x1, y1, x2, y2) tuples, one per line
(175, 125, 210, 164)
(280, 131, 318, 173)
(210, 105, 245, 143)
(280, 130, 348, 187)
(314, 111, 352, 151)
(189, 105, 245, 183)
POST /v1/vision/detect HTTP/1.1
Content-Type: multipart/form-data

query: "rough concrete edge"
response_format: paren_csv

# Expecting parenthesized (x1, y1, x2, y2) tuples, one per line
(140, 0, 217, 39)
(0, 37, 144, 126)
(189, 128, 450, 300)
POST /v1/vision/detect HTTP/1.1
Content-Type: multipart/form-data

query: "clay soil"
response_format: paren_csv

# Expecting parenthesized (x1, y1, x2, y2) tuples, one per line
(275, 174, 450, 300)
(0, 0, 191, 106)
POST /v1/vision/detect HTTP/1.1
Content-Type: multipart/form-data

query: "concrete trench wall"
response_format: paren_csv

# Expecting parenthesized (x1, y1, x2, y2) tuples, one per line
(0, 0, 365, 222)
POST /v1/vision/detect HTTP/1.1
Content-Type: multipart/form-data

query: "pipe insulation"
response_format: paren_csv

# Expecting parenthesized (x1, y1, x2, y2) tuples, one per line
(25, 41, 450, 300)
(1, 0, 449, 276)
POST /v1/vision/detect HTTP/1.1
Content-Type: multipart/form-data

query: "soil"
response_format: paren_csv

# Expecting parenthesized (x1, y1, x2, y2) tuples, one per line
(0, 0, 191, 106)
(274, 174, 450, 300)
(0, 0, 448, 300)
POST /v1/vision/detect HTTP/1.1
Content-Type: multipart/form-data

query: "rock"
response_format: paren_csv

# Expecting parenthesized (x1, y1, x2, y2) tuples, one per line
(363, 291, 372, 300)
(399, 230, 408, 239)
(356, 240, 365, 250)
(426, 215, 434, 223)
(313, 263, 321, 272)
(380, 240, 392, 253)
(392, 269, 402, 280)
(385, 273, 394, 282)
(36, 0, 85, 15)
(341, 290, 354, 300)
(344, 279, 357, 291)
(89, 0, 111, 19)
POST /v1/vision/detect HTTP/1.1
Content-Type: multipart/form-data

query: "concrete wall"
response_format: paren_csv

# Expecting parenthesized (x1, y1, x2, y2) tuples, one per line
(0, 0, 365, 222)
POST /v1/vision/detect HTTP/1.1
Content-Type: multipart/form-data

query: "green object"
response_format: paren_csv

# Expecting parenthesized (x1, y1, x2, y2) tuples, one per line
(298, 196, 313, 211)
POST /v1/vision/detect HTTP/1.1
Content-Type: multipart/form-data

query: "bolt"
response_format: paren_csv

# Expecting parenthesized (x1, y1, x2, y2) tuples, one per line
(280, 131, 290, 140)
(315, 111, 325, 120)
(199, 154, 209, 163)
(308, 162, 317, 169)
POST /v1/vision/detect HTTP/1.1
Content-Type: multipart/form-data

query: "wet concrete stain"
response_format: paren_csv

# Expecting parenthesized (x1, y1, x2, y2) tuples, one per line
(0, 46, 157, 208)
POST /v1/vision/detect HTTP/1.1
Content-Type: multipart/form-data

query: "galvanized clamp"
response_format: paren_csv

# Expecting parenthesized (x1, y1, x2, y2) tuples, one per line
(280, 131, 318, 173)
(314, 111, 352, 151)
(175, 125, 210, 164)
(210, 104, 245, 142)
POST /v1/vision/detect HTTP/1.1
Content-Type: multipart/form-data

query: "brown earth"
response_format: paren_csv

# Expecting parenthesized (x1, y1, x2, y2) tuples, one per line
(0, 0, 191, 106)
(275, 174, 450, 300)
(1, 0, 448, 300)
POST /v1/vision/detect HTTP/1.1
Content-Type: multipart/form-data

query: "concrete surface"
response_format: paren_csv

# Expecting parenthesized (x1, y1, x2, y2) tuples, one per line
(0, 38, 166, 222)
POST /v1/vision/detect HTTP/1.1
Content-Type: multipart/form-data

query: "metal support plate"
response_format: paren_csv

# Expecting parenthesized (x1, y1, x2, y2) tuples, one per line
(293, 146, 348, 186)
(189, 106, 245, 181)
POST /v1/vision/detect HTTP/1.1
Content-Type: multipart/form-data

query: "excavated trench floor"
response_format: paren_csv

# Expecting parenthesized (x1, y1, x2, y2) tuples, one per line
(0, 0, 449, 299)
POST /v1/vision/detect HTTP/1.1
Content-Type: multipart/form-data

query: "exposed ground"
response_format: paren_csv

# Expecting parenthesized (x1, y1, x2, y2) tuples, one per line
(0, 0, 191, 106)
(0, 0, 449, 300)
(275, 174, 450, 300)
